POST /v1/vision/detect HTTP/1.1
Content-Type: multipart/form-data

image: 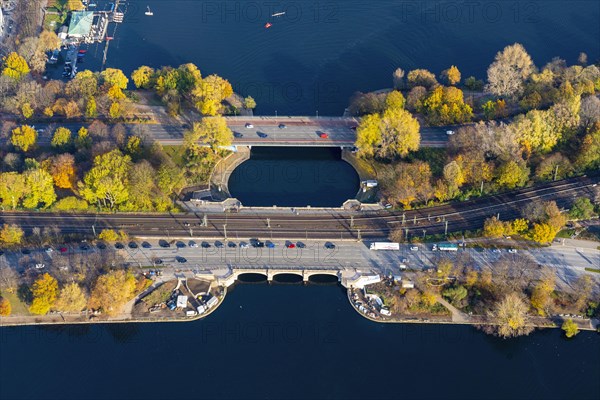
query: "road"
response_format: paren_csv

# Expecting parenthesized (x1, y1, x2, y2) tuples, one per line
(0, 175, 596, 241)
(23, 116, 451, 147)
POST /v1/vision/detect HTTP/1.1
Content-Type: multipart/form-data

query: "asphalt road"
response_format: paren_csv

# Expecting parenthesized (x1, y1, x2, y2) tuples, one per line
(22, 116, 451, 147)
(1, 175, 596, 241)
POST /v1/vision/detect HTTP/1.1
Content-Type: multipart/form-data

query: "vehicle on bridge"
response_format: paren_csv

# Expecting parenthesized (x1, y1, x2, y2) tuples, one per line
(369, 242, 400, 251)
(435, 243, 458, 251)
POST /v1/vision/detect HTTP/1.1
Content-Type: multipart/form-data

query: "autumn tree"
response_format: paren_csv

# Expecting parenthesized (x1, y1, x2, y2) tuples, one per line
(530, 269, 556, 316)
(49, 153, 76, 189)
(495, 160, 529, 189)
(131, 65, 155, 89)
(486, 43, 535, 98)
(407, 69, 438, 89)
(54, 282, 87, 312)
(575, 126, 600, 171)
(0, 224, 24, 245)
(420, 86, 473, 125)
(1, 52, 30, 81)
(88, 270, 137, 316)
(243, 96, 256, 110)
(483, 216, 506, 238)
(441, 65, 461, 85)
(100, 68, 129, 89)
(65, 70, 98, 98)
(355, 108, 420, 159)
(0, 172, 28, 209)
(392, 68, 405, 89)
(184, 116, 233, 151)
(79, 149, 132, 209)
(382, 161, 432, 208)
(51, 127, 72, 148)
(98, 229, 119, 242)
(192, 74, 233, 115)
(29, 273, 59, 315)
(11, 125, 37, 152)
(0, 297, 11, 316)
(562, 319, 579, 338)
(487, 292, 533, 338)
(23, 169, 56, 209)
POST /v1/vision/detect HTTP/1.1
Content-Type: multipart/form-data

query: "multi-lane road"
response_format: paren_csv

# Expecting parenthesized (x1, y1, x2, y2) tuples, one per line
(21, 116, 451, 147)
(1, 175, 596, 241)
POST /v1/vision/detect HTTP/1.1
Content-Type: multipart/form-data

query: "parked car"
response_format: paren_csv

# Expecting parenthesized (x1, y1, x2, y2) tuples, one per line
(278, 123, 287, 129)
(176, 256, 187, 263)
(175, 241, 186, 248)
(201, 241, 211, 248)
(286, 242, 296, 249)
(189, 240, 198, 248)
(508, 248, 518, 254)
(227, 242, 237, 248)
(115, 243, 124, 249)
(240, 242, 249, 248)
(159, 240, 170, 248)
(45, 247, 54, 254)
(319, 132, 329, 139)
(141, 241, 152, 249)
(324, 242, 335, 249)
(245, 123, 254, 128)
(266, 241, 275, 248)
(215, 241, 224, 248)
(128, 242, 138, 249)
(59, 246, 68, 253)
(410, 246, 419, 251)
(446, 130, 455, 135)
(96, 242, 107, 250)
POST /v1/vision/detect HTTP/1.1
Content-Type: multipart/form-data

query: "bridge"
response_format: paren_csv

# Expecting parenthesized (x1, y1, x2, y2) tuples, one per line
(213, 266, 378, 288)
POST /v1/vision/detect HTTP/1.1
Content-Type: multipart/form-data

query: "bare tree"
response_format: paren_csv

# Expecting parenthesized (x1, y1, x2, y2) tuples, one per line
(392, 68, 405, 90)
(486, 43, 535, 98)
(579, 96, 600, 128)
(485, 292, 534, 338)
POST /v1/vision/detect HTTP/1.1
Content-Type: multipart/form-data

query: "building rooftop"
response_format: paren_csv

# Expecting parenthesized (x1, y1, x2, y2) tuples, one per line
(68, 11, 94, 37)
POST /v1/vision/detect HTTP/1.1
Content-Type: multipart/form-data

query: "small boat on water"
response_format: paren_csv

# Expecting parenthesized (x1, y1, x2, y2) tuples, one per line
(264, 22, 272, 28)
(145, 6, 153, 16)
(272, 12, 285, 17)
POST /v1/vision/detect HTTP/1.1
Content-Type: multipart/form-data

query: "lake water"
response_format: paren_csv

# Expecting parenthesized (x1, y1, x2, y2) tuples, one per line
(80, 0, 599, 115)
(1, 283, 598, 400)
(228, 147, 359, 207)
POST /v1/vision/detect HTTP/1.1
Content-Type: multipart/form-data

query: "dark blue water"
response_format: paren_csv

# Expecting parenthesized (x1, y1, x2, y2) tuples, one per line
(80, 0, 599, 115)
(1, 284, 599, 400)
(228, 147, 359, 207)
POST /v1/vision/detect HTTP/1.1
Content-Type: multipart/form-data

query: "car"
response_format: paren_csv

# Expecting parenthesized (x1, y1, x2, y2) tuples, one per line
(446, 130, 455, 135)
(115, 243, 124, 249)
(128, 242, 138, 249)
(234, 132, 244, 138)
(252, 240, 265, 248)
(79, 244, 90, 251)
(384, 203, 392, 209)
(59, 246, 68, 253)
(141, 241, 152, 249)
(183, 222, 191, 227)
(215, 241, 224, 248)
(154, 258, 163, 265)
(176, 256, 187, 263)
(508, 248, 518, 254)
(324, 242, 335, 249)
(227, 242, 237, 248)
(257, 132, 268, 138)
(296, 242, 306, 249)
(35, 264, 46, 269)
(201, 241, 211, 248)
(432, 244, 438, 251)
(278, 123, 287, 129)
(266, 241, 275, 248)
(319, 132, 329, 139)
(21, 249, 31, 254)
(175, 241, 186, 248)
(159, 240, 171, 248)
(245, 123, 254, 128)
(286, 242, 296, 249)
(189, 240, 198, 248)
(410, 246, 419, 251)
(45, 247, 54, 254)
(0, 250, 4, 256)
(240, 242, 249, 248)
(492, 248, 501, 253)
(400, 258, 408, 263)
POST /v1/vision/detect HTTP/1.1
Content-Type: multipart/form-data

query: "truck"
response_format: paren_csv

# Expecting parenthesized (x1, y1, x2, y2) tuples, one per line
(370, 242, 400, 251)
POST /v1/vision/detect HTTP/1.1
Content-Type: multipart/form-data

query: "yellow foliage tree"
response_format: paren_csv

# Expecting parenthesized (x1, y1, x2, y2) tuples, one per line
(11, 125, 37, 152)
(98, 229, 119, 242)
(54, 282, 87, 312)
(88, 270, 137, 316)
(51, 127, 72, 148)
(0, 297, 11, 316)
(0, 224, 24, 245)
(49, 153, 76, 189)
(483, 216, 505, 238)
(29, 273, 59, 315)
(421, 291, 437, 307)
(561, 319, 579, 338)
(2, 52, 30, 80)
(530, 222, 557, 244)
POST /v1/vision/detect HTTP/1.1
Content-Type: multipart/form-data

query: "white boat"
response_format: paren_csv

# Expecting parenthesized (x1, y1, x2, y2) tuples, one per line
(145, 6, 153, 16)
(271, 12, 285, 17)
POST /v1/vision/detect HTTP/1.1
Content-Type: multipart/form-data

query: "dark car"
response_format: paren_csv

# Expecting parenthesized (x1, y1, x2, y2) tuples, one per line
(79, 244, 90, 251)
(141, 241, 152, 249)
(324, 242, 336, 249)
(154, 258, 163, 265)
(227, 242, 237, 248)
(253, 240, 265, 248)
(128, 242, 138, 249)
(96, 242, 107, 250)
(278, 123, 287, 129)
(159, 240, 171, 248)
(176, 256, 187, 263)
(21, 249, 31, 254)
(257, 132, 268, 138)
(234, 132, 243, 138)
(115, 242, 125, 249)
(175, 241, 186, 248)
(296, 242, 306, 249)
(214, 241, 224, 248)
(201, 241, 211, 248)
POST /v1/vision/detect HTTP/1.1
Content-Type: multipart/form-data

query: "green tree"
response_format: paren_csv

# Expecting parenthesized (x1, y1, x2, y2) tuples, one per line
(29, 273, 59, 315)
(52, 196, 88, 211)
(100, 68, 129, 89)
(11, 125, 37, 152)
(0, 224, 24, 245)
(131, 65, 155, 89)
(1, 52, 30, 80)
(23, 169, 56, 209)
(88, 270, 137, 316)
(243, 96, 257, 110)
(0, 297, 11, 316)
(442, 285, 468, 304)
(54, 282, 87, 312)
(574, 127, 600, 171)
(569, 197, 595, 220)
(561, 319, 579, 338)
(185, 116, 233, 150)
(79, 150, 132, 209)
(496, 160, 529, 189)
(51, 127, 72, 148)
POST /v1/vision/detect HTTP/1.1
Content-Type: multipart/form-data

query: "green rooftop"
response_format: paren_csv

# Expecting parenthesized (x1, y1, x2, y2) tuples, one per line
(68, 11, 94, 37)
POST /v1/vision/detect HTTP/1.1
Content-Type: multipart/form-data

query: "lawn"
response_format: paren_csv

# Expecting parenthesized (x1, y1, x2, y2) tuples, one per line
(1, 291, 30, 316)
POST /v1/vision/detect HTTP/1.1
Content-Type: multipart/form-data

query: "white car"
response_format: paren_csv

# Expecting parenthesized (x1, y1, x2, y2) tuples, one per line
(446, 130, 455, 135)
(45, 247, 54, 253)
(240, 242, 249, 248)
(188, 241, 198, 248)
(410, 246, 419, 251)
(508, 248, 518, 254)
(245, 123, 254, 128)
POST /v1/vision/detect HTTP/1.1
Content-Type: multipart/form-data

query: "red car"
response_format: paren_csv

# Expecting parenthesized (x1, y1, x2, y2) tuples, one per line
(319, 132, 329, 139)
(286, 243, 296, 249)
(59, 246, 68, 253)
